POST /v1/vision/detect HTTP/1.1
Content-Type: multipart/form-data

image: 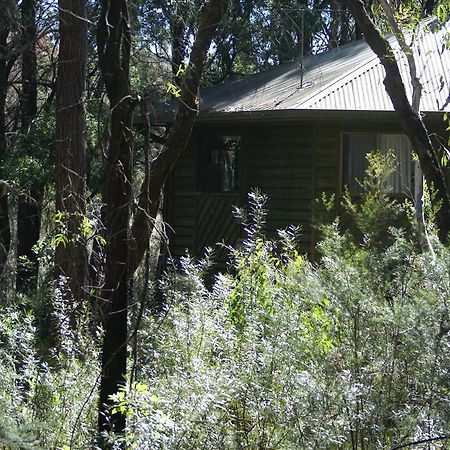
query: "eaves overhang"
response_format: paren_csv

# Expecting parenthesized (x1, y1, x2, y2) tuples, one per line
(152, 108, 445, 126)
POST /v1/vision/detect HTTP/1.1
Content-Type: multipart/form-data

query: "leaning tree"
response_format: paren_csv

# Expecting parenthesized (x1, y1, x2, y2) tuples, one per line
(346, 0, 450, 243)
(96, 0, 229, 444)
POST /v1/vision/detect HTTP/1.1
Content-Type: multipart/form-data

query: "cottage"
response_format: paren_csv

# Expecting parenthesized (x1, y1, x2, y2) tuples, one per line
(155, 19, 450, 260)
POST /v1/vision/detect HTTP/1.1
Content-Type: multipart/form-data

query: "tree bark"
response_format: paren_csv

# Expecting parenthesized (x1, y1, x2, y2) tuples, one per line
(129, 0, 229, 277)
(170, 3, 188, 88)
(96, 0, 134, 443)
(20, 0, 37, 134)
(55, 0, 88, 307)
(0, 20, 12, 272)
(378, 0, 432, 254)
(95, 0, 228, 443)
(346, 0, 450, 243)
(17, 0, 40, 291)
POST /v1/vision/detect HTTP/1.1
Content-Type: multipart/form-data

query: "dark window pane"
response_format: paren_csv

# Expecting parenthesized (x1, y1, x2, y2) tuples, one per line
(198, 135, 240, 193)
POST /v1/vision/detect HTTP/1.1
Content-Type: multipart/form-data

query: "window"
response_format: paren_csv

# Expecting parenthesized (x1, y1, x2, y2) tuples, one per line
(343, 132, 412, 193)
(197, 135, 240, 193)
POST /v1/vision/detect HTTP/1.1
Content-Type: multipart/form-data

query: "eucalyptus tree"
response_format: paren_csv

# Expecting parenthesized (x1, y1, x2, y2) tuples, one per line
(140, 0, 362, 86)
(0, 2, 18, 277)
(55, 0, 88, 308)
(96, 0, 229, 444)
(346, 0, 450, 242)
(17, 0, 40, 290)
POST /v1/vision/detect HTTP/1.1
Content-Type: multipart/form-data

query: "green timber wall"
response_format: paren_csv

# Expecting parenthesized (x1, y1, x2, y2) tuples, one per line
(165, 115, 447, 261)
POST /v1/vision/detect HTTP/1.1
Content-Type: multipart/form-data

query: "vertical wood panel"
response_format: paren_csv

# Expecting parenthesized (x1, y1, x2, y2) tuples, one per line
(195, 194, 241, 261)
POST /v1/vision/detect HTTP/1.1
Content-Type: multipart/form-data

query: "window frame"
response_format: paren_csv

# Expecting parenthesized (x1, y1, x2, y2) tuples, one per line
(196, 132, 242, 195)
(340, 131, 414, 197)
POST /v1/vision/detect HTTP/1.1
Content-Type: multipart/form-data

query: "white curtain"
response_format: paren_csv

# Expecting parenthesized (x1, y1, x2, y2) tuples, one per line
(379, 134, 412, 194)
(345, 133, 412, 193)
(345, 133, 377, 192)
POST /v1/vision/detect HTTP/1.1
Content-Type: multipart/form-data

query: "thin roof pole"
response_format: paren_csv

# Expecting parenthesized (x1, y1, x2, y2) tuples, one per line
(300, 6, 305, 87)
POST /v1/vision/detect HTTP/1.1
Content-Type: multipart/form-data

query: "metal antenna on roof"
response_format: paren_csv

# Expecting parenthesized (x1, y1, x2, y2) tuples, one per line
(300, 6, 305, 88)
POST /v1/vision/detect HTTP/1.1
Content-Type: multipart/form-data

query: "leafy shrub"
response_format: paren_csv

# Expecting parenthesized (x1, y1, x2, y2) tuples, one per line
(2, 154, 449, 449)
(0, 291, 99, 449)
(123, 160, 450, 449)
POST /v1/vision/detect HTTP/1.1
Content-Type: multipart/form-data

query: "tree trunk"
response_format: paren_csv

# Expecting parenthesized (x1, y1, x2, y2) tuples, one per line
(17, 0, 40, 291)
(96, 0, 228, 444)
(96, 0, 134, 443)
(20, 0, 37, 134)
(0, 24, 11, 273)
(346, 0, 450, 243)
(170, 3, 187, 88)
(378, 0, 433, 254)
(55, 0, 88, 307)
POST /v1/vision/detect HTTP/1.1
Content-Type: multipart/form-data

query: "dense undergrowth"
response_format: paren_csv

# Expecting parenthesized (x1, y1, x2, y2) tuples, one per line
(1, 154, 450, 449)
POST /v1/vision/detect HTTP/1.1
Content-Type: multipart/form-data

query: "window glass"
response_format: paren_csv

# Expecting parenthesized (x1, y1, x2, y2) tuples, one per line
(198, 135, 240, 193)
(343, 132, 412, 193)
(343, 133, 377, 192)
(379, 134, 412, 193)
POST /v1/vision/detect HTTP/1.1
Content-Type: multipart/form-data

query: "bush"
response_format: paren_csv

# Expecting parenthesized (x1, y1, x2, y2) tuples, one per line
(124, 162, 450, 449)
(2, 154, 449, 449)
(0, 291, 99, 449)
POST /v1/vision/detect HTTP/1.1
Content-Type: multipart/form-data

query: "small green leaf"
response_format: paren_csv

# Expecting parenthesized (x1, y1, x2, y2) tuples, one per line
(135, 382, 148, 393)
(79, 215, 92, 237)
(166, 82, 181, 98)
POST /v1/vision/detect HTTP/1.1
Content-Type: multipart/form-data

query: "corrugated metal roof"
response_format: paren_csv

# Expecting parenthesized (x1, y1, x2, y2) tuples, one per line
(195, 18, 450, 115)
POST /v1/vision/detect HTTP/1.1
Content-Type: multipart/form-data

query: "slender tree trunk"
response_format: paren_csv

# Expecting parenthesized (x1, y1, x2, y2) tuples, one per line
(347, 0, 450, 243)
(20, 0, 37, 134)
(170, 4, 187, 88)
(378, 0, 433, 254)
(17, 0, 40, 291)
(55, 0, 88, 307)
(96, 0, 134, 442)
(0, 26, 11, 273)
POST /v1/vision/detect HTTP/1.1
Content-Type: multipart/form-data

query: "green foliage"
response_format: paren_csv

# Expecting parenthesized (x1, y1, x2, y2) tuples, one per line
(1, 105, 54, 194)
(0, 293, 99, 449)
(436, 0, 450, 22)
(118, 174, 450, 449)
(3, 157, 450, 449)
(165, 82, 181, 98)
(107, 382, 174, 449)
(42, 209, 104, 256)
(340, 151, 411, 248)
(443, 112, 450, 165)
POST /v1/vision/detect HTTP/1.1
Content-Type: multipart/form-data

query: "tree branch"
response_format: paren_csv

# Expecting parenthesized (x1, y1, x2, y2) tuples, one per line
(128, 0, 229, 276)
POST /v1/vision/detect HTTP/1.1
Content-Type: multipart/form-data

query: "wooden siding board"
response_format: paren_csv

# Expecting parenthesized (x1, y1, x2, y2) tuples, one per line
(195, 195, 240, 258)
(165, 117, 446, 262)
(246, 157, 313, 167)
(241, 126, 315, 254)
(315, 122, 340, 200)
(167, 121, 335, 261)
(245, 180, 313, 191)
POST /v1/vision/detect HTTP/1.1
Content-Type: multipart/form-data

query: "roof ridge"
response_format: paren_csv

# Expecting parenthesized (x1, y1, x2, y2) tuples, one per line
(200, 37, 373, 99)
